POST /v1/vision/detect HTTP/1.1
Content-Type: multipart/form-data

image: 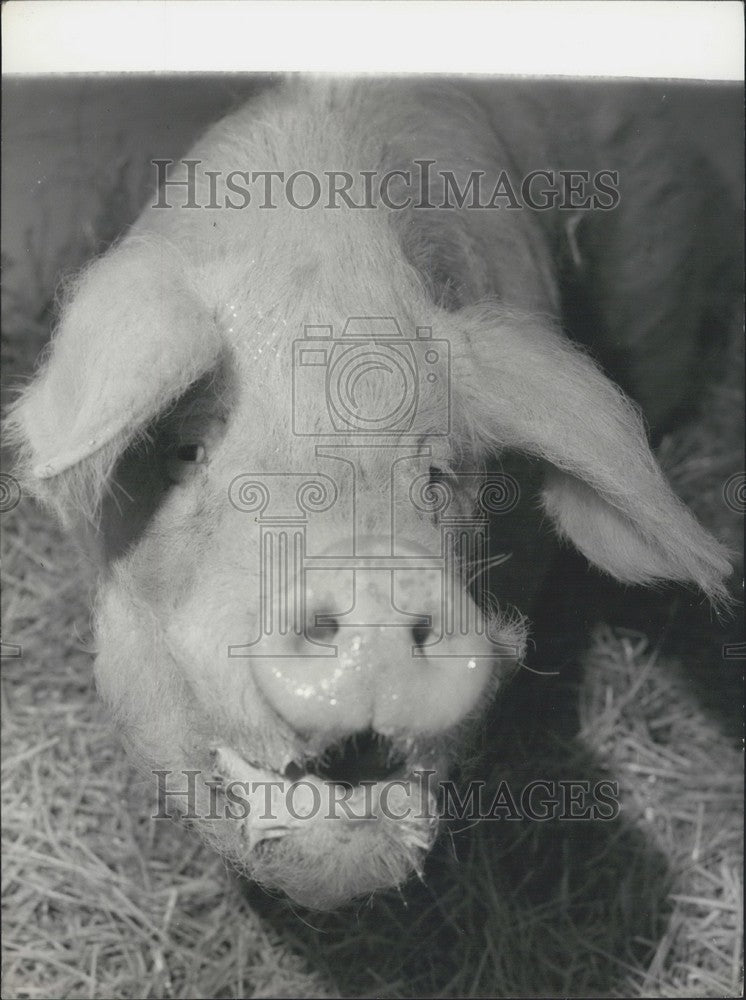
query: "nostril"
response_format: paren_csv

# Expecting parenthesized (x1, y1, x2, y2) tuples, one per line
(411, 618, 432, 650)
(306, 614, 339, 643)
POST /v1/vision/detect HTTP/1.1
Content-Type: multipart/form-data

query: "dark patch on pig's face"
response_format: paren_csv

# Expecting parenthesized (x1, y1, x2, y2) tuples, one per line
(100, 365, 235, 563)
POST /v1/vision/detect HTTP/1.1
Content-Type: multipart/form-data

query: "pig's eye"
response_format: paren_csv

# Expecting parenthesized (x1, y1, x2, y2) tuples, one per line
(165, 442, 207, 485)
(428, 465, 455, 489)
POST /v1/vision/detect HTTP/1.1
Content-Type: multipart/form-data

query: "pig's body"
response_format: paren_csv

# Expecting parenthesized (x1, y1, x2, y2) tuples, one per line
(10, 79, 735, 909)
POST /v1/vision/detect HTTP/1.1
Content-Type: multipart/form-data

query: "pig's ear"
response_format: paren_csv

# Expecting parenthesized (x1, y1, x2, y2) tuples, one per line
(451, 305, 733, 605)
(8, 239, 221, 526)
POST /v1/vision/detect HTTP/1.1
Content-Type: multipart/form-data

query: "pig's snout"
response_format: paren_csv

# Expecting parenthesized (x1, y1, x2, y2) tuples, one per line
(253, 625, 490, 737)
(250, 546, 496, 739)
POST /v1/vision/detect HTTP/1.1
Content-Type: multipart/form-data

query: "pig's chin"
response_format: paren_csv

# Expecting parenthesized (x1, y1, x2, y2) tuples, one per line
(207, 745, 442, 911)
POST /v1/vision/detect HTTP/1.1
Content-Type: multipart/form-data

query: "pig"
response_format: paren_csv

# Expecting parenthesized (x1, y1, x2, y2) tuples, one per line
(9, 78, 735, 910)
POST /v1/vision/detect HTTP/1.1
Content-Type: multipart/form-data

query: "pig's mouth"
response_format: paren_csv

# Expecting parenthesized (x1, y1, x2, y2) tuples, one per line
(283, 729, 409, 785)
(207, 730, 453, 908)
(211, 730, 441, 841)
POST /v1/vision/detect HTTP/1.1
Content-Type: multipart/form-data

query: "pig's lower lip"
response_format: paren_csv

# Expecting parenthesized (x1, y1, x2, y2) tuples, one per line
(212, 744, 439, 849)
(210, 744, 442, 908)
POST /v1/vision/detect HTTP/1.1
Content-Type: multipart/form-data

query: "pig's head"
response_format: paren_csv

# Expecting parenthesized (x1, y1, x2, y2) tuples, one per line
(9, 81, 732, 909)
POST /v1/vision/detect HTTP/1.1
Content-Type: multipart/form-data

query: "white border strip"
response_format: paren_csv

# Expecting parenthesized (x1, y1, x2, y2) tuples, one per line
(2, 1, 744, 80)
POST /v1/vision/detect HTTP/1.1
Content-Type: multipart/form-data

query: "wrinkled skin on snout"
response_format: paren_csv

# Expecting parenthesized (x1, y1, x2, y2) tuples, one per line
(10, 80, 734, 909)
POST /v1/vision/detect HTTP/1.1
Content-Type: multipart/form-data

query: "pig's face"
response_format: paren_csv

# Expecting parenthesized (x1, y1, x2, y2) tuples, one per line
(10, 81, 731, 910)
(89, 273, 529, 909)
